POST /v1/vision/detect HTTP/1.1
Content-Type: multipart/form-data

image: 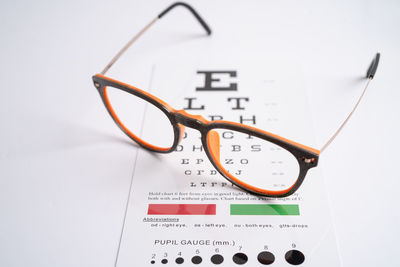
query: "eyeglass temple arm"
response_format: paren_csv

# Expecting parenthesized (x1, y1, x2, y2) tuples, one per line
(100, 2, 211, 75)
(319, 53, 380, 153)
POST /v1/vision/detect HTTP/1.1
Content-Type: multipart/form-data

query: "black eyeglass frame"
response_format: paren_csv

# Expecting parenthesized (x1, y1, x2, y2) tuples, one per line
(93, 74, 319, 197)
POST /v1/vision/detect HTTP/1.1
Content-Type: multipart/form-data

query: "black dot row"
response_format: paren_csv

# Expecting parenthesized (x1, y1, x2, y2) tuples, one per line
(151, 250, 305, 265)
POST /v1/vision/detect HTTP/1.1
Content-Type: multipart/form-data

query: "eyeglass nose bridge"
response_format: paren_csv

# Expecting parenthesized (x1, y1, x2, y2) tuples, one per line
(173, 110, 208, 130)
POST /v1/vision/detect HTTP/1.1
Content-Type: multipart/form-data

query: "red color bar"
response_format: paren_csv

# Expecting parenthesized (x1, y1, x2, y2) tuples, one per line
(148, 204, 216, 215)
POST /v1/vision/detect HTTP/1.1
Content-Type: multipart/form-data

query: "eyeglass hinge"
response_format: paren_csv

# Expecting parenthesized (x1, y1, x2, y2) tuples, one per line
(302, 157, 315, 164)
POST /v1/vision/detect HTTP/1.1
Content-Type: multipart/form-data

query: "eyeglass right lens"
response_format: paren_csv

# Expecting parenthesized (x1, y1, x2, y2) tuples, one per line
(103, 86, 175, 150)
(207, 129, 300, 195)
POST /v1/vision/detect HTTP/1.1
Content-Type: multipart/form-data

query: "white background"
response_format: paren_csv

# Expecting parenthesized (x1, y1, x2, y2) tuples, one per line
(0, 0, 399, 266)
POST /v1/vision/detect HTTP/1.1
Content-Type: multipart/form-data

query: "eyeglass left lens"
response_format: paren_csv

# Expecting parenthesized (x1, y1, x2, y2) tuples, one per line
(103, 86, 175, 150)
(206, 129, 300, 195)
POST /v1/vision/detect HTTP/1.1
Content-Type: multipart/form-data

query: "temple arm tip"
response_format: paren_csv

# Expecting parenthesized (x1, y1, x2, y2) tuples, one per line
(158, 2, 212, 35)
(366, 53, 380, 79)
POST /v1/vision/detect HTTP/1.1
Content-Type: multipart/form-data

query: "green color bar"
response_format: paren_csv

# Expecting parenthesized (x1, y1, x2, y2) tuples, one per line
(230, 204, 300, 216)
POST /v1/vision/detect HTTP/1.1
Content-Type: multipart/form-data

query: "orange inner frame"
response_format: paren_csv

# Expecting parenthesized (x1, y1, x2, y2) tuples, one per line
(97, 74, 319, 195)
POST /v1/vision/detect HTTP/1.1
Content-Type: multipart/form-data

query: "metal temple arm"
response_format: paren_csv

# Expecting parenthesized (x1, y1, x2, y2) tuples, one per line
(100, 2, 211, 75)
(320, 53, 380, 153)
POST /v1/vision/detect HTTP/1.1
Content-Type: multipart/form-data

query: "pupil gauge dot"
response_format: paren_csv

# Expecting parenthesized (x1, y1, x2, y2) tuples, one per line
(285, 250, 305, 265)
(211, 254, 224, 264)
(257, 251, 275, 265)
(175, 257, 184, 264)
(192, 256, 202, 264)
(232, 253, 248, 265)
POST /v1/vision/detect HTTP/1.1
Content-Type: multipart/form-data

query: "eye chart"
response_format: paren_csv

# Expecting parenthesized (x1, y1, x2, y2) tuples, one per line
(115, 60, 340, 266)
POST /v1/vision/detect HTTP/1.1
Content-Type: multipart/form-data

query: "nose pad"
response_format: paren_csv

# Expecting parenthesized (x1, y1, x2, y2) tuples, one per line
(177, 124, 186, 144)
(207, 130, 220, 162)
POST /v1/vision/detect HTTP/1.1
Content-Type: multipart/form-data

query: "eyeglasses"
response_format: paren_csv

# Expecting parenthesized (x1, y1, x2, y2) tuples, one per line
(92, 2, 380, 198)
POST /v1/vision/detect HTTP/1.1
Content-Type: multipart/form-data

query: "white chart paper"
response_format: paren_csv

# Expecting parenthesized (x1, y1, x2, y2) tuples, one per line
(115, 59, 340, 267)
